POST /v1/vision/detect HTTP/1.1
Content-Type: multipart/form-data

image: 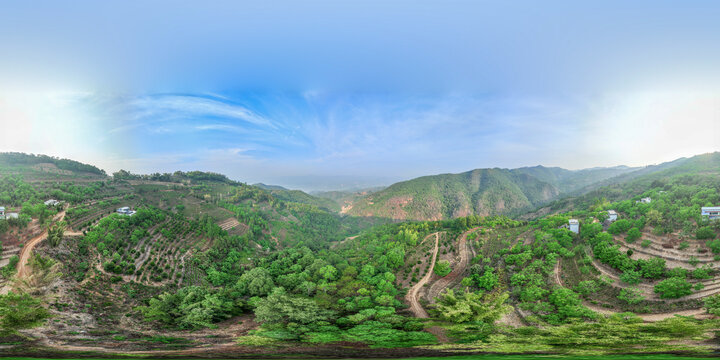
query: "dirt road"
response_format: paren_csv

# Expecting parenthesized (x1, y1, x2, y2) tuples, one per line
(427, 227, 478, 303)
(552, 255, 711, 322)
(405, 232, 440, 318)
(17, 211, 66, 278)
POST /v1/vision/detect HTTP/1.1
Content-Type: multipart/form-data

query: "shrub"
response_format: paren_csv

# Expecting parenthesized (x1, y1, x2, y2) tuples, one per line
(626, 228, 641, 243)
(433, 260, 452, 277)
(618, 287, 645, 304)
(697, 227, 716, 240)
(654, 277, 692, 299)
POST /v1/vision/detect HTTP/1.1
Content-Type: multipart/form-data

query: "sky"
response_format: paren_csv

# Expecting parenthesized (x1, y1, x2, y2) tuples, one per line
(1, 1, 719, 191)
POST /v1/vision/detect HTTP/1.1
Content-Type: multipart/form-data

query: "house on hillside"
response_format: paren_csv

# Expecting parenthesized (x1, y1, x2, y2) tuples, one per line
(6, 213, 19, 219)
(0, 206, 5, 220)
(702, 207, 720, 221)
(569, 219, 579, 234)
(607, 210, 618, 222)
(116, 207, 136, 216)
(44, 199, 60, 206)
(636, 197, 652, 204)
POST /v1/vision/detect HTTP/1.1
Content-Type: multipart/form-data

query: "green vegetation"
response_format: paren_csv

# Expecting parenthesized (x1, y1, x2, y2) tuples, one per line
(3, 152, 720, 355)
(433, 260, 452, 277)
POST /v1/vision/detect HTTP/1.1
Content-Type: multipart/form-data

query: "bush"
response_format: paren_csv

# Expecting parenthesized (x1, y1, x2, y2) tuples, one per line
(641, 239, 651, 248)
(618, 287, 645, 304)
(620, 270, 642, 285)
(608, 219, 633, 235)
(433, 260, 452, 277)
(697, 227, 716, 240)
(0, 291, 50, 334)
(654, 277, 692, 299)
(625, 228, 641, 243)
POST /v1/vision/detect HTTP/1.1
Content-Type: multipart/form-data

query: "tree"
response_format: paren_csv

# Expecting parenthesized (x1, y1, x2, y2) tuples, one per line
(235, 267, 275, 296)
(434, 289, 512, 324)
(646, 209, 662, 226)
(620, 270, 642, 285)
(139, 286, 237, 329)
(638, 258, 666, 279)
(654, 277, 692, 299)
(254, 287, 332, 325)
(626, 228, 641, 243)
(618, 287, 645, 304)
(703, 293, 720, 316)
(546, 288, 596, 324)
(0, 291, 50, 334)
(473, 266, 499, 291)
(574, 280, 599, 297)
(697, 227, 716, 240)
(434, 260, 452, 277)
(47, 221, 66, 247)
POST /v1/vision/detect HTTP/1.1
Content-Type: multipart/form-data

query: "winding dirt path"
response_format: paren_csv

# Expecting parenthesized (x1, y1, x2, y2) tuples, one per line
(553, 255, 711, 322)
(17, 211, 66, 278)
(405, 232, 439, 318)
(427, 228, 478, 303)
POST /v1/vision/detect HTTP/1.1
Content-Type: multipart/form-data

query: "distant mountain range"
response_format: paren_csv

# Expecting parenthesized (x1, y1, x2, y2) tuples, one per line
(340, 153, 720, 221)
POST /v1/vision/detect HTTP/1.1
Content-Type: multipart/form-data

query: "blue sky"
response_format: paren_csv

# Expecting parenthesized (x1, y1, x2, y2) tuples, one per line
(1, 1, 720, 190)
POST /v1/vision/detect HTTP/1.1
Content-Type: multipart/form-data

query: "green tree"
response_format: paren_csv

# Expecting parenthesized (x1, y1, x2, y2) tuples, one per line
(433, 260, 452, 277)
(620, 270, 642, 285)
(235, 267, 275, 296)
(0, 291, 50, 334)
(618, 287, 645, 304)
(434, 289, 512, 324)
(654, 277, 692, 299)
(625, 228, 641, 243)
(546, 288, 597, 324)
(703, 293, 720, 316)
(254, 287, 332, 325)
(697, 227, 716, 240)
(474, 266, 499, 291)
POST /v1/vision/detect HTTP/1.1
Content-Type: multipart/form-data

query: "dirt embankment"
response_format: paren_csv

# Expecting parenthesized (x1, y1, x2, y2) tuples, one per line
(426, 227, 478, 302)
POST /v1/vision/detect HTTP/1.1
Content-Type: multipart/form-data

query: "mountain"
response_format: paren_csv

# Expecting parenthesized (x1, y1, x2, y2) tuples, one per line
(526, 152, 720, 217)
(344, 165, 639, 221)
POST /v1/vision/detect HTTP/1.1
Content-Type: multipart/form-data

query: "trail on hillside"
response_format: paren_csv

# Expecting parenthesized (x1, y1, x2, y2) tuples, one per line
(552, 256, 711, 322)
(17, 211, 66, 278)
(427, 228, 478, 303)
(405, 232, 440, 318)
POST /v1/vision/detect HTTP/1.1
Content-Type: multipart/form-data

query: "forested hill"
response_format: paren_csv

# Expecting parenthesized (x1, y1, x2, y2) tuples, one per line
(530, 152, 720, 216)
(344, 165, 639, 221)
(0, 152, 106, 176)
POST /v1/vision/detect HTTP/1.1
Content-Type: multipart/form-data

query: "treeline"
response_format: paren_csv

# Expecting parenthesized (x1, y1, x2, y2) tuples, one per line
(0, 152, 106, 175)
(113, 169, 239, 185)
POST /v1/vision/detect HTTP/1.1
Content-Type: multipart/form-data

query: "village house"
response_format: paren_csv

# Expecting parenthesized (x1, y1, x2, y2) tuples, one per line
(568, 219, 579, 234)
(116, 207, 136, 216)
(702, 207, 720, 221)
(636, 197, 651, 204)
(0, 206, 5, 220)
(607, 210, 618, 222)
(44, 199, 60, 206)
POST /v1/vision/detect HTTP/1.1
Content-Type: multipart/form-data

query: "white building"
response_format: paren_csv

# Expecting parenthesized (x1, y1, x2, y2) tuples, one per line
(44, 199, 60, 206)
(607, 210, 618, 222)
(116, 207, 136, 216)
(6, 213, 19, 219)
(636, 197, 651, 204)
(0, 206, 5, 219)
(702, 207, 720, 221)
(569, 219, 580, 234)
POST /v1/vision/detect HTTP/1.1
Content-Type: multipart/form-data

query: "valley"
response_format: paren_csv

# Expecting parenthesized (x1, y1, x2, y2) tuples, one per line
(1, 152, 720, 357)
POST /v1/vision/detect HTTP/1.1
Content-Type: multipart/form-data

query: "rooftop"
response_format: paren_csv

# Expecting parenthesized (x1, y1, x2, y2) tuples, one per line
(569, 219, 579, 224)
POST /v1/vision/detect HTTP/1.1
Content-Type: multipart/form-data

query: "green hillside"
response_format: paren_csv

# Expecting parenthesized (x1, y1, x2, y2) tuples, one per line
(346, 165, 638, 221)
